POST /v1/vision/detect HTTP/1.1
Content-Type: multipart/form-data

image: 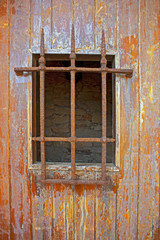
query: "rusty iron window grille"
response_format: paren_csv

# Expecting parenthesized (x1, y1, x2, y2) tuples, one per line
(14, 24, 133, 185)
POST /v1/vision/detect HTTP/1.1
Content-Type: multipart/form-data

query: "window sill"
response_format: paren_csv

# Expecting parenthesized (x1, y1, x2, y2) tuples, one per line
(29, 162, 120, 173)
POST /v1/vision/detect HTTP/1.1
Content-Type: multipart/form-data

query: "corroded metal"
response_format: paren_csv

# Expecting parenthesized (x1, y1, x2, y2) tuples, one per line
(101, 29, 107, 181)
(39, 28, 46, 180)
(32, 137, 116, 142)
(14, 66, 133, 75)
(40, 178, 112, 185)
(70, 23, 76, 180)
(14, 25, 133, 185)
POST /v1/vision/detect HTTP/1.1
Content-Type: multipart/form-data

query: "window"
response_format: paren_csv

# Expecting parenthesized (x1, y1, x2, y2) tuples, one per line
(32, 54, 115, 165)
(14, 25, 132, 184)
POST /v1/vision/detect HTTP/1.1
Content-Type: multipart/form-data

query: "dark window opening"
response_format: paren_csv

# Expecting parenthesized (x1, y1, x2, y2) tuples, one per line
(32, 54, 115, 164)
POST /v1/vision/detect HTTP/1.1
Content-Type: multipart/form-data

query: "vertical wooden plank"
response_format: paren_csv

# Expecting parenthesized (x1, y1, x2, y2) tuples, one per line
(41, 183, 53, 240)
(51, 0, 72, 49)
(53, 184, 66, 239)
(75, 185, 85, 240)
(74, 0, 95, 50)
(84, 185, 95, 240)
(31, 174, 53, 240)
(9, 0, 32, 239)
(138, 0, 159, 239)
(94, 1, 118, 239)
(74, 2, 96, 239)
(128, 0, 139, 239)
(31, 0, 42, 50)
(116, 0, 131, 239)
(0, 0, 10, 239)
(31, 173, 43, 240)
(95, 0, 117, 50)
(96, 176, 117, 240)
(42, 0, 52, 49)
(66, 185, 74, 240)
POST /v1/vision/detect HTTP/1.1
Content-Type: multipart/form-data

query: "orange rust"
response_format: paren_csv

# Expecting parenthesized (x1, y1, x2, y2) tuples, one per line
(0, 130, 4, 156)
(0, 1, 7, 17)
(10, 0, 15, 4)
(12, 7, 15, 15)
(131, 34, 138, 62)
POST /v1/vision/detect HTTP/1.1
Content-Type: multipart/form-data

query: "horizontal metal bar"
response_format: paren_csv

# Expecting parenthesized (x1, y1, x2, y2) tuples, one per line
(32, 137, 69, 142)
(77, 137, 115, 142)
(14, 66, 133, 76)
(14, 67, 39, 72)
(40, 179, 111, 185)
(32, 137, 115, 143)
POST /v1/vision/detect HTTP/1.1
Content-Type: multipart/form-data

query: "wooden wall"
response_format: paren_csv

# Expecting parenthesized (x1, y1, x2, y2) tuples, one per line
(0, 0, 159, 239)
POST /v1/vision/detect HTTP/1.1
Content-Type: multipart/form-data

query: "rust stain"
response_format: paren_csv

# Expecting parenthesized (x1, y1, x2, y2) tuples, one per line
(45, 7, 51, 15)
(98, 19, 103, 25)
(0, 22, 8, 29)
(147, 43, 159, 61)
(43, 198, 52, 218)
(97, 6, 103, 15)
(12, 7, 15, 15)
(10, 0, 15, 4)
(0, 2, 7, 17)
(131, 34, 138, 62)
(25, 28, 36, 38)
(0, 127, 4, 155)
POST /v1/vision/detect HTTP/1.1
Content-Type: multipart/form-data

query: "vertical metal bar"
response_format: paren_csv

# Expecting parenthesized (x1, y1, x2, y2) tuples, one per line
(32, 57, 37, 162)
(70, 24, 76, 180)
(39, 28, 46, 180)
(101, 29, 107, 181)
(112, 60, 115, 163)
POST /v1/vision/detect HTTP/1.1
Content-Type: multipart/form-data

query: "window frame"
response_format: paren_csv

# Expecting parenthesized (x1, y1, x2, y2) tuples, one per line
(27, 50, 121, 174)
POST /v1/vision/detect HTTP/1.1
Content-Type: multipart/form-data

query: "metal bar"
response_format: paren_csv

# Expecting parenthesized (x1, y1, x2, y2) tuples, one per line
(39, 29, 46, 180)
(40, 179, 111, 185)
(101, 30, 107, 181)
(32, 137, 115, 143)
(77, 138, 115, 143)
(32, 57, 37, 162)
(32, 137, 70, 142)
(112, 60, 116, 164)
(70, 24, 76, 180)
(14, 67, 39, 72)
(14, 66, 133, 76)
(106, 68, 133, 75)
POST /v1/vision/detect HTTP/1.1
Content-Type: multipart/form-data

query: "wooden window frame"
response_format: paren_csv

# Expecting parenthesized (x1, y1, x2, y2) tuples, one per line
(15, 25, 133, 185)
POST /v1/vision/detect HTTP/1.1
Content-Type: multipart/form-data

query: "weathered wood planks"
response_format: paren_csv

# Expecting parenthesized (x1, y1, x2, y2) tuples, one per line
(0, 0, 159, 239)
(0, 0, 10, 239)
(138, 0, 160, 239)
(9, 0, 32, 238)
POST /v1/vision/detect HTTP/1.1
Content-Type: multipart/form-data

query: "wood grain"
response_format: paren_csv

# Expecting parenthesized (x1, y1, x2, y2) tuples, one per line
(0, 0, 10, 239)
(9, 0, 32, 238)
(0, 0, 159, 239)
(95, 0, 117, 50)
(42, 0, 52, 50)
(75, 184, 85, 240)
(51, 0, 72, 50)
(53, 183, 66, 239)
(128, 0, 139, 238)
(117, 0, 133, 238)
(74, 0, 95, 50)
(138, 0, 160, 239)
(31, 0, 42, 50)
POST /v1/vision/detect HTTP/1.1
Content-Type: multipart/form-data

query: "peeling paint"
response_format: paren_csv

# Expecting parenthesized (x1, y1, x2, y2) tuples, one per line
(149, 84, 154, 103)
(147, 43, 159, 61)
